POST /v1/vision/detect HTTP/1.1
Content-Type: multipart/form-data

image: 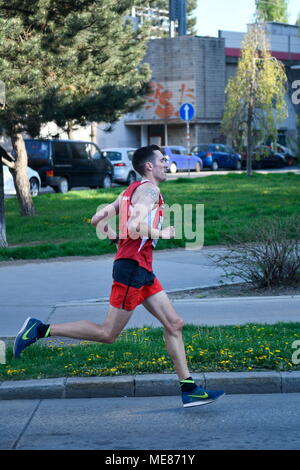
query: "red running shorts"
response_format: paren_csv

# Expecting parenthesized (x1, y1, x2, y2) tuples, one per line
(109, 259, 164, 311)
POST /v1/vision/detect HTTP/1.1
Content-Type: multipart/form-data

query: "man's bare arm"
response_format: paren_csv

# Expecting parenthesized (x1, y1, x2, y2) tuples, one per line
(91, 191, 124, 241)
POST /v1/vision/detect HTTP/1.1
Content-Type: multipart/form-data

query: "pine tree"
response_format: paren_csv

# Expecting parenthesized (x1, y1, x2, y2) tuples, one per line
(0, 0, 150, 217)
(255, 0, 289, 23)
(222, 26, 288, 176)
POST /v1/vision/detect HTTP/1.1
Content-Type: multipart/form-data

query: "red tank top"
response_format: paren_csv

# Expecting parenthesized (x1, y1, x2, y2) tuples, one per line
(115, 179, 164, 272)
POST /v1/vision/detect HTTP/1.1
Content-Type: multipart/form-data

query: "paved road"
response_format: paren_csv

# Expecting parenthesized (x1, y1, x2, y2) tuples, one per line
(1, 393, 300, 450)
(166, 165, 300, 180)
(4, 165, 298, 198)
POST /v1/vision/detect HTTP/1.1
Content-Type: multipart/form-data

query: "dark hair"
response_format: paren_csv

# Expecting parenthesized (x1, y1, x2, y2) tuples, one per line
(132, 145, 161, 176)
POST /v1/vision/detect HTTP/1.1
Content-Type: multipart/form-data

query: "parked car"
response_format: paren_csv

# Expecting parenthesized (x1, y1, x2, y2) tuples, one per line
(241, 145, 286, 169)
(101, 148, 140, 185)
(160, 146, 203, 174)
(23, 139, 113, 193)
(191, 144, 242, 170)
(3, 165, 41, 197)
(273, 144, 298, 166)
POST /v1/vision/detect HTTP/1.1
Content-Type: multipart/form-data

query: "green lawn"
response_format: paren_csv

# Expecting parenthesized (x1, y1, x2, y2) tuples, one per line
(1, 172, 300, 260)
(1, 323, 299, 381)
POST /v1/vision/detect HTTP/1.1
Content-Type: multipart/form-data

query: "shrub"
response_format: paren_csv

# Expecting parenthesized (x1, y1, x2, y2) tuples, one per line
(211, 216, 300, 288)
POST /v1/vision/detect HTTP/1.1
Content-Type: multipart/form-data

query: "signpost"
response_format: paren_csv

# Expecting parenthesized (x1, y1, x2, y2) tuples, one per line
(179, 103, 195, 177)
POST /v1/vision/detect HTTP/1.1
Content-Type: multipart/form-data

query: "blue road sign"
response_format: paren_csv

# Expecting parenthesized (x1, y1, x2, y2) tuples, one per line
(179, 103, 195, 121)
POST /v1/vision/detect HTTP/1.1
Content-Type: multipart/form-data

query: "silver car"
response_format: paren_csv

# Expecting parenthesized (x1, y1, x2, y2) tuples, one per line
(3, 165, 41, 197)
(101, 148, 140, 185)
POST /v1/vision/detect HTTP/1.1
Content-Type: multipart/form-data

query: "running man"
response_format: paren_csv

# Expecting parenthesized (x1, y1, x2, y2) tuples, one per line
(14, 145, 224, 408)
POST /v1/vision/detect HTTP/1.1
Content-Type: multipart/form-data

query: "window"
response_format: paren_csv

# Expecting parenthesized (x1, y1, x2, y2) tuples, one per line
(53, 142, 71, 164)
(101, 151, 122, 161)
(278, 129, 286, 147)
(25, 140, 50, 160)
(88, 143, 101, 159)
(193, 145, 209, 153)
(70, 142, 89, 161)
(170, 148, 180, 155)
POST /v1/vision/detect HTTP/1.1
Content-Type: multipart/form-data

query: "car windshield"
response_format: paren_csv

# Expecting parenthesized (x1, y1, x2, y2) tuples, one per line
(25, 140, 50, 159)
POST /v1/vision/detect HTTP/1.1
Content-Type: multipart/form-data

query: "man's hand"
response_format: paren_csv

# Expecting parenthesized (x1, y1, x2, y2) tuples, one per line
(160, 226, 175, 239)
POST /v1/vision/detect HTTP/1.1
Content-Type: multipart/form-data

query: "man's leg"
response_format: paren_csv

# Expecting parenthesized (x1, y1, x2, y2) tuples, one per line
(142, 290, 190, 381)
(143, 290, 225, 407)
(49, 305, 134, 343)
(13, 305, 134, 358)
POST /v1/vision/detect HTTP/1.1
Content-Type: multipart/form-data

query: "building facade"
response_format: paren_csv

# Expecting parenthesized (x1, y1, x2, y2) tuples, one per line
(94, 22, 300, 151)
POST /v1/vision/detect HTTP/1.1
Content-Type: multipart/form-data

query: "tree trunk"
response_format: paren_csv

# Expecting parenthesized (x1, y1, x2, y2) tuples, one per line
(246, 107, 253, 177)
(10, 129, 36, 216)
(66, 120, 75, 139)
(0, 158, 8, 247)
(90, 122, 97, 143)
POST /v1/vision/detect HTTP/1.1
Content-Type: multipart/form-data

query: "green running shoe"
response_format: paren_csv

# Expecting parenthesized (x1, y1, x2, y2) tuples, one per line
(182, 385, 225, 408)
(13, 317, 43, 358)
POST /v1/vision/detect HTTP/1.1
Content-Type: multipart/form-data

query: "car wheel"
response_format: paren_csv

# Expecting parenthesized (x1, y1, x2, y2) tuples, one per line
(287, 157, 294, 166)
(55, 178, 69, 193)
(29, 177, 40, 197)
(195, 162, 201, 172)
(169, 162, 177, 174)
(127, 172, 136, 185)
(211, 161, 219, 171)
(101, 174, 112, 189)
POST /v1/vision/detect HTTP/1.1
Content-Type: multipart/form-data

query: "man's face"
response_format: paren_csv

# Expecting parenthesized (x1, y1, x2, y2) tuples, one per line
(151, 150, 168, 182)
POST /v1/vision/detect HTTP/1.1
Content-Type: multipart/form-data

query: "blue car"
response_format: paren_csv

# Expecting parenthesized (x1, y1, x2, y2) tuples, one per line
(191, 144, 242, 171)
(160, 146, 203, 174)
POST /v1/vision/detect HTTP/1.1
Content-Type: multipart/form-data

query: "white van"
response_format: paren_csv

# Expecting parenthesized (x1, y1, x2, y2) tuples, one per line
(100, 148, 140, 185)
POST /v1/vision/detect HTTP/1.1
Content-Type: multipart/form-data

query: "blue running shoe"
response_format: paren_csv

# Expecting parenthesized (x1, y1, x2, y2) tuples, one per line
(182, 385, 225, 408)
(13, 317, 43, 358)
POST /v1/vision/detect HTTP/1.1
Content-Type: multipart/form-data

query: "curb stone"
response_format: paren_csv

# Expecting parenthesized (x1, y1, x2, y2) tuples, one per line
(65, 376, 135, 399)
(281, 371, 300, 393)
(204, 371, 281, 394)
(0, 372, 300, 400)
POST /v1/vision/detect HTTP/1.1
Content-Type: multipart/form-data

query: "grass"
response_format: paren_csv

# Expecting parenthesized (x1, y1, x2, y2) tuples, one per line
(1, 172, 300, 260)
(1, 323, 300, 381)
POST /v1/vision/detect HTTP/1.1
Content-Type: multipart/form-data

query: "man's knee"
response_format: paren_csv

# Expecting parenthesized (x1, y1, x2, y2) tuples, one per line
(101, 329, 118, 344)
(167, 316, 184, 336)
(104, 335, 116, 344)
